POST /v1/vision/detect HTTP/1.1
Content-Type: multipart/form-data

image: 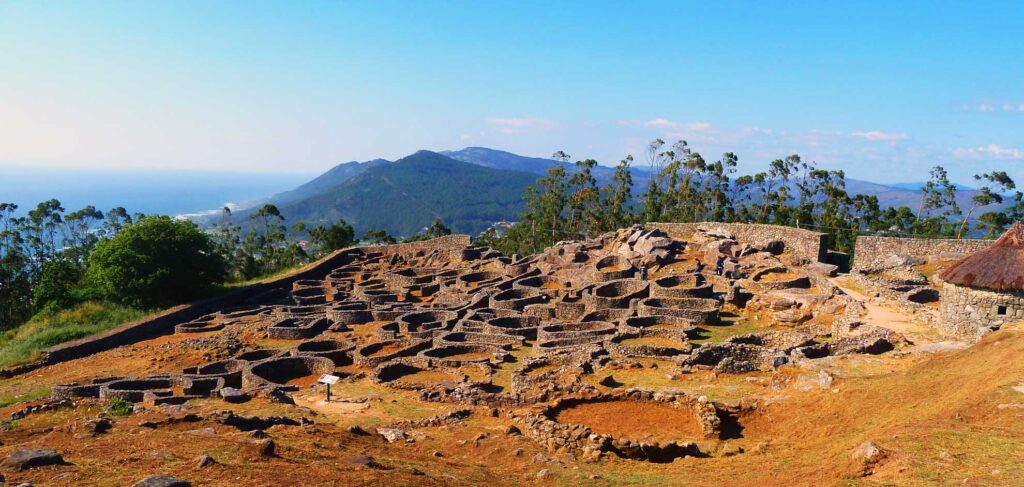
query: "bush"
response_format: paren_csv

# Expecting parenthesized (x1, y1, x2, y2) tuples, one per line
(86, 216, 227, 308)
(32, 258, 83, 311)
(105, 398, 133, 417)
(309, 218, 356, 256)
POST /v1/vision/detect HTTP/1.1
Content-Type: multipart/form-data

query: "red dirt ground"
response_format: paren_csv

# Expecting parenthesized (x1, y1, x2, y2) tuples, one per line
(555, 400, 704, 442)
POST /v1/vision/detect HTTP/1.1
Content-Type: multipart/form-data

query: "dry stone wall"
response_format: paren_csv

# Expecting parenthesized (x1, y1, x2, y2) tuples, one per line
(9, 235, 474, 375)
(852, 236, 991, 271)
(939, 282, 1024, 338)
(646, 222, 829, 263)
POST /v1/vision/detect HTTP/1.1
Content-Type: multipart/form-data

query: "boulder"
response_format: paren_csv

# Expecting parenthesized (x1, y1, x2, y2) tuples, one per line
(242, 438, 276, 459)
(804, 262, 839, 277)
(195, 454, 215, 468)
(219, 387, 249, 403)
(762, 240, 785, 255)
(132, 475, 191, 487)
(851, 441, 886, 473)
(376, 428, 407, 443)
(703, 226, 735, 240)
(1, 449, 67, 471)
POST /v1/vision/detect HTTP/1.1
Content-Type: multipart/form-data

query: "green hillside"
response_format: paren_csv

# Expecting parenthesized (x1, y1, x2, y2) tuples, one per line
(276, 150, 536, 238)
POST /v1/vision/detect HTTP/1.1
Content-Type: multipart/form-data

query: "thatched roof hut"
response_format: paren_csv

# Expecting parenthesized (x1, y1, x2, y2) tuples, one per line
(939, 222, 1024, 292)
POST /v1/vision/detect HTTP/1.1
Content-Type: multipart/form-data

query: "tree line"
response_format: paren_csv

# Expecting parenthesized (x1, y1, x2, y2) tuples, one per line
(0, 198, 436, 332)
(477, 139, 1024, 257)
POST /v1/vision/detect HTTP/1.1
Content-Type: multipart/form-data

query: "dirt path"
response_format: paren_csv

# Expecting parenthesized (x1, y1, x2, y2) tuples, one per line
(829, 275, 943, 343)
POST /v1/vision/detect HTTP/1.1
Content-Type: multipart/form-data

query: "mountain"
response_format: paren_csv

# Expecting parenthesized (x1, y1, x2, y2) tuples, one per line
(204, 146, 1001, 240)
(268, 158, 389, 205)
(441, 147, 557, 174)
(888, 182, 975, 192)
(442, 147, 653, 188)
(261, 150, 537, 238)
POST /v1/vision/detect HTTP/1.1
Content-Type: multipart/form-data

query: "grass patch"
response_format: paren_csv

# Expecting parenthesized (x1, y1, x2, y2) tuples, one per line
(690, 313, 765, 345)
(0, 301, 150, 369)
(0, 386, 52, 408)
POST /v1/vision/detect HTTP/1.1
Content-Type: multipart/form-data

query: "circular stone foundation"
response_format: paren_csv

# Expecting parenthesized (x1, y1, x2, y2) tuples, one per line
(243, 356, 335, 389)
(553, 399, 703, 443)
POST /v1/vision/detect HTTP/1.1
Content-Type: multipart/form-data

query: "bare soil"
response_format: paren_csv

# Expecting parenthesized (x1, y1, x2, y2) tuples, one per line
(555, 400, 703, 442)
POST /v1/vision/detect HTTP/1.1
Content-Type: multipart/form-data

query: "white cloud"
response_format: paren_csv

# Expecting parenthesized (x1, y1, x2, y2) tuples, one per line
(486, 116, 557, 134)
(952, 144, 1024, 160)
(459, 134, 471, 141)
(849, 130, 909, 142)
(619, 118, 712, 131)
(960, 101, 1024, 113)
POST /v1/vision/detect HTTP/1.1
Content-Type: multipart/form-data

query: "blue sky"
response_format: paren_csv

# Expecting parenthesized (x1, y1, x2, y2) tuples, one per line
(1, 1, 1022, 183)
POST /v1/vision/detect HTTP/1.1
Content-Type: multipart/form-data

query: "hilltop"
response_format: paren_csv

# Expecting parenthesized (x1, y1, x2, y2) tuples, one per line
(0, 227, 1022, 485)
(253, 150, 537, 237)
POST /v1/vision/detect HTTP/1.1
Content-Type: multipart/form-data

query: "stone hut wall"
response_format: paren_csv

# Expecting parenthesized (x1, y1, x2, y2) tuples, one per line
(646, 222, 829, 263)
(376, 234, 472, 261)
(939, 282, 1024, 338)
(4, 235, 473, 377)
(852, 236, 991, 271)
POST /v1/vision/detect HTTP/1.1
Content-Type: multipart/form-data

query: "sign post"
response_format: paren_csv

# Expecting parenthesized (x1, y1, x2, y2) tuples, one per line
(318, 374, 340, 402)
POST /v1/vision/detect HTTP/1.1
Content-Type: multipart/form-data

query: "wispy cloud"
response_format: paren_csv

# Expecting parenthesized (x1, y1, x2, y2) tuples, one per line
(952, 144, 1024, 160)
(486, 116, 557, 134)
(960, 101, 1024, 113)
(619, 118, 712, 131)
(849, 130, 909, 142)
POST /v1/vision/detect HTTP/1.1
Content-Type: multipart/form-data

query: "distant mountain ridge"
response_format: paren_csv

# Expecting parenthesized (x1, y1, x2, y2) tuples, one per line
(203, 146, 995, 239)
(228, 150, 537, 238)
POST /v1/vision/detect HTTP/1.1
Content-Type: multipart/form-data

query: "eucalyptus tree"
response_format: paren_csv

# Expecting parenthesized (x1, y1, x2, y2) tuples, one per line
(958, 171, 1015, 238)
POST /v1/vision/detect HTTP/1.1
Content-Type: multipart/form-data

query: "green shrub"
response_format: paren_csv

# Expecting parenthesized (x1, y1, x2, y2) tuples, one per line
(105, 397, 133, 416)
(86, 216, 227, 308)
(32, 258, 83, 311)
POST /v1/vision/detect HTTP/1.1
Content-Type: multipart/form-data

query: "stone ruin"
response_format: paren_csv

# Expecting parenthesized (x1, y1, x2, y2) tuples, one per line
(49, 224, 904, 462)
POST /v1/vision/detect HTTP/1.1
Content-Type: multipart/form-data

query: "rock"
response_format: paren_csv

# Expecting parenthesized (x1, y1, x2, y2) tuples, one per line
(346, 455, 383, 469)
(881, 254, 925, 269)
(186, 427, 216, 436)
(598, 374, 620, 387)
(195, 454, 215, 468)
(720, 443, 745, 457)
(704, 226, 735, 240)
(805, 262, 839, 277)
(773, 308, 812, 324)
(431, 450, 444, 457)
(249, 429, 268, 438)
(851, 441, 886, 472)
(347, 425, 370, 436)
(763, 240, 785, 255)
(242, 438, 275, 459)
(1, 449, 67, 470)
(376, 428, 407, 443)
(81, 417, 112, 435)
(131, 475, 191, 487)
(536, 468, 553, 480)
(504, 425, 522, 436)
(219, 387, 249, 403)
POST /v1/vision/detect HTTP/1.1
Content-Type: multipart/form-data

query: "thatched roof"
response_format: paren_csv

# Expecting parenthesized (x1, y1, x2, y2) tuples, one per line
(939, 222, 1024, 291)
